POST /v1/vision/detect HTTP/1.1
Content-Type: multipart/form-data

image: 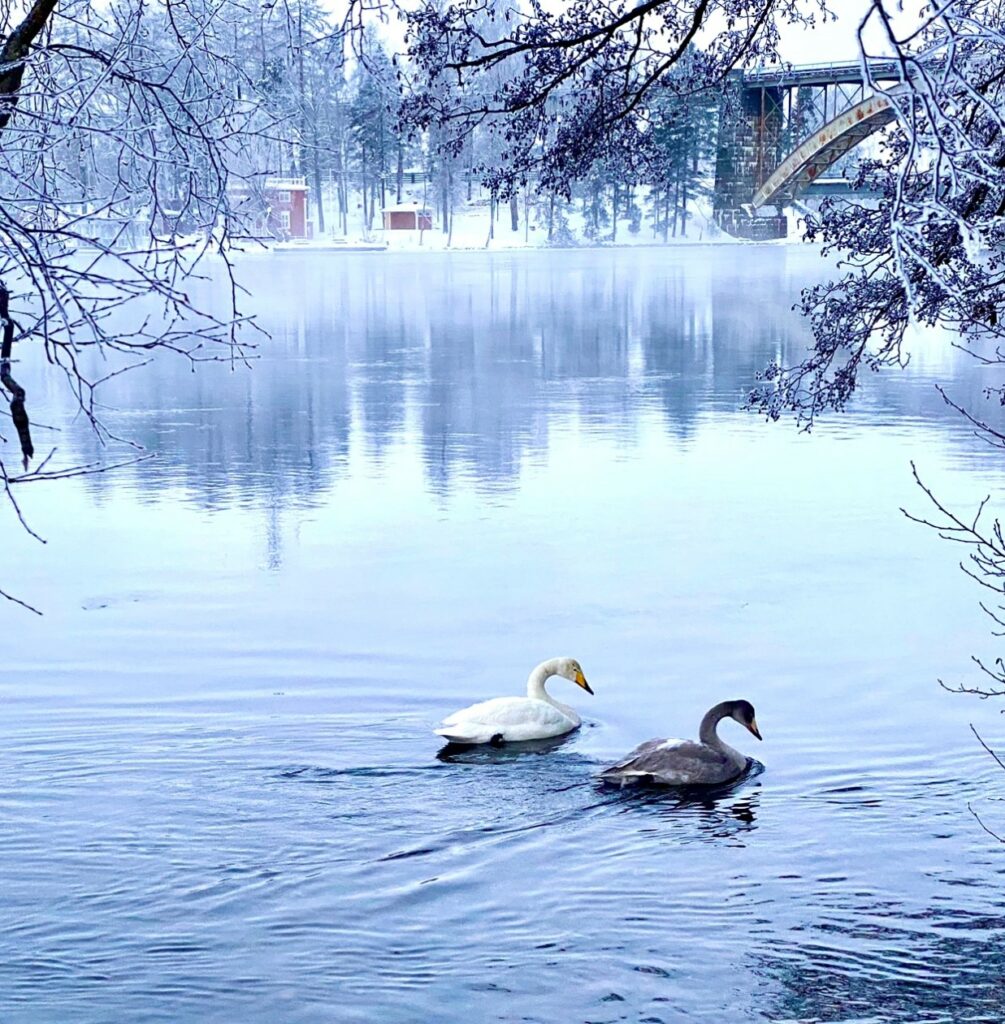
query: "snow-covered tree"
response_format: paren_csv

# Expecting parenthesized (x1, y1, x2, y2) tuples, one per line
(386, 0, 824, 194)
(0, 0, 280, 609)
(749, 2, 1005, 427)
(350, 35, 399, 231)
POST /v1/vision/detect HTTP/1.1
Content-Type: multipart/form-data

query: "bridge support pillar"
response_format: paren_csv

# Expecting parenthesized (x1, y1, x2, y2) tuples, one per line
(714, 83, 788, 241)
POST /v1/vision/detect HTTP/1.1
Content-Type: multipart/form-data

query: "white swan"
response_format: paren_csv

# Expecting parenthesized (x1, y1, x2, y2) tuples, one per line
(434, 657, 593, 745)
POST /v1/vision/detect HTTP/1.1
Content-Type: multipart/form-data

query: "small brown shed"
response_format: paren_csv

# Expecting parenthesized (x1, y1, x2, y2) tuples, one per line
(382, 205, 433, 231)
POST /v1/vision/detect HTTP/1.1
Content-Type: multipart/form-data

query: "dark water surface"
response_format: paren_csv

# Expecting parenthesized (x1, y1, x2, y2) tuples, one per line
(3, 247, 1005, 1023)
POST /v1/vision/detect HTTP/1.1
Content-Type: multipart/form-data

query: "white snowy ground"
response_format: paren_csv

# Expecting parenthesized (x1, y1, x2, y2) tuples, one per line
(276, 184, 810, 252)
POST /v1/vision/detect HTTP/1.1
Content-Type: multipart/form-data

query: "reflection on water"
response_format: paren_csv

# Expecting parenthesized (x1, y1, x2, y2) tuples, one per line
(603, 776, 763, 832)
(436, 732, 581, 763)
(64, 247, 1000, 522)
(3, 247, 1005, 1023)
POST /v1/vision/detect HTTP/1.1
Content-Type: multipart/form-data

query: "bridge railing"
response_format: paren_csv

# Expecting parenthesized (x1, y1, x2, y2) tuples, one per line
(742, 59, 904, 88)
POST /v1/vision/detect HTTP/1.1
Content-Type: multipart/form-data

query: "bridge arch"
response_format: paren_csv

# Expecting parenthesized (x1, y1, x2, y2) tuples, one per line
(712, 63, 905, 239)
(750, 93, 896, 210)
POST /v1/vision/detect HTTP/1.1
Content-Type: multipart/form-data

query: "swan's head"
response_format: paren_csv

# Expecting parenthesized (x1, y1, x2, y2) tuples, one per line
(555, 657, 593, 695)
(730, 699, 762, 740)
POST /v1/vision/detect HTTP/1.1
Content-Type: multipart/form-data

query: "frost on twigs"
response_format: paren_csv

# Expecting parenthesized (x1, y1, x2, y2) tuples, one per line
(755, 4, 1005, 782)
(905, 460, 1005, 840)
(748, 1, 1005, 431)
(0, 0, 279, 610)
(905, 462, 1005, 700)
(365, 0, 829, 196)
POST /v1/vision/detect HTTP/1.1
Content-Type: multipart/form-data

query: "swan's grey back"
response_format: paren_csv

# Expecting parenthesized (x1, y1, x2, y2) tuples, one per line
(599, 737, 743, 786)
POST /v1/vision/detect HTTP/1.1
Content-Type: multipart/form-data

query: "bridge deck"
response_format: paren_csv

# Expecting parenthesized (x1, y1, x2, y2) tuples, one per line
(743, 59, 904, 88)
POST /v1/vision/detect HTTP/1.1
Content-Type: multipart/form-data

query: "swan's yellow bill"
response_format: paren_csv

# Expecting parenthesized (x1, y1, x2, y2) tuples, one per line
(574, 669, 593, 695)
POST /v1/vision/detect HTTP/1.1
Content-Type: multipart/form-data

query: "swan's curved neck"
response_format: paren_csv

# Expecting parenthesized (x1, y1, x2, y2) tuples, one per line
(524, 659, 580, 724)
(526, 659, 562, 704)
(699, 702, 742, 764)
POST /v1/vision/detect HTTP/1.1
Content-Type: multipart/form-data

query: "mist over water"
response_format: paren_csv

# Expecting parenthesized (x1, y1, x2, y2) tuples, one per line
(3, 246, 1005, 1023)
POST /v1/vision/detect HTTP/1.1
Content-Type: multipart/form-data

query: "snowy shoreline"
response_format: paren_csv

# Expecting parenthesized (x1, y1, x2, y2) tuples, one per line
(248, 181, 812, 255)
(245, 233, 804, 257)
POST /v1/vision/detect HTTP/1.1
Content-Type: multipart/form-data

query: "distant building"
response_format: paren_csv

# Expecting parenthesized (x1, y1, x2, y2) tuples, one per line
(229, 177, 311, 240)
(382, 204, 433, 231)
(384, 167, 430, 187)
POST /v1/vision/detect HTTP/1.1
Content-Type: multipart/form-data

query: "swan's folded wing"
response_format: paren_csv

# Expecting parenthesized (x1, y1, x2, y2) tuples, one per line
(439, 697, 552, 727)
(598, 737, 678, 781)
(436, 697, 573, 742)
(600, 739, 736, 786)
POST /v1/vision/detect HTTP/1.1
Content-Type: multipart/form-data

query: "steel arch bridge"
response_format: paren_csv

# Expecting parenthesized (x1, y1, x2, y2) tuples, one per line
(713, 61, 903, 239)
(750, 92, 896, 209)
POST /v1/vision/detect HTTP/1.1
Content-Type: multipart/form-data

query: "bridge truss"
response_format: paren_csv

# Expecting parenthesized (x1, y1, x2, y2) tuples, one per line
(713, 60, 905, 238)
(751, 93, 896, 209)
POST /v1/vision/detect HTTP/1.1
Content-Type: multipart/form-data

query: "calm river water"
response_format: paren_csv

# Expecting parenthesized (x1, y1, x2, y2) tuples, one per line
(3, 247, 1005, 1023)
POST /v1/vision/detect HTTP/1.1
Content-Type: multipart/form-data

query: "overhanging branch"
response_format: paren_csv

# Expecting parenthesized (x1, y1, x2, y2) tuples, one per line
(0, 283, 33, 471)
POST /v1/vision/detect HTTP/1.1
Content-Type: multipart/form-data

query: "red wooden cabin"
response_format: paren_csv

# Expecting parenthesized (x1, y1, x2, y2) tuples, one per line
(382, 205, 433, 231)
